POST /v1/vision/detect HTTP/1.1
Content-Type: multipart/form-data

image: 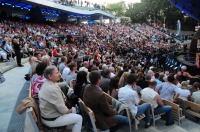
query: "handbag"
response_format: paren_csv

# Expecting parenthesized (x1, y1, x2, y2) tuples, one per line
(0, 72, 5, 84)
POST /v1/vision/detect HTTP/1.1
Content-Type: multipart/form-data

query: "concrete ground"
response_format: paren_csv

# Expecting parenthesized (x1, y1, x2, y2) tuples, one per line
(0, 62, 29, 132)
(0, 61, 199, 132)
(0, 58, 29, 73)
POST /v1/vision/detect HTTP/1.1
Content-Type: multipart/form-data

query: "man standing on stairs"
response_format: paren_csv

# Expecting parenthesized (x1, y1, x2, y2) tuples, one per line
(12, 37, 23, 67)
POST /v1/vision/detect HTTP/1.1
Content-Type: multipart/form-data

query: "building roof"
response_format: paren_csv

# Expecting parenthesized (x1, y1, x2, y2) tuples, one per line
(168, 0, 200, 21)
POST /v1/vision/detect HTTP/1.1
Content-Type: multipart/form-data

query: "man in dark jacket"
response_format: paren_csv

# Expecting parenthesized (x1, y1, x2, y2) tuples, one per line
(83, 71, 128, 131)
(13, 38, 23, 67)
(100, 68, 111, 93)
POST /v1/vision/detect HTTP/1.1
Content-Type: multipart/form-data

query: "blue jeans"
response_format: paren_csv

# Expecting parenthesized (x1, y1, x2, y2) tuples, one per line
(115, 115, 129, 125)
(110, 115, 129, 132)
(136, 103, 151, 123)
(155, 106, 174, 125)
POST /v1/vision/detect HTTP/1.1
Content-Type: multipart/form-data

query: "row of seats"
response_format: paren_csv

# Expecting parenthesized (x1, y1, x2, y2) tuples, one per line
(24, 82, 200, 132)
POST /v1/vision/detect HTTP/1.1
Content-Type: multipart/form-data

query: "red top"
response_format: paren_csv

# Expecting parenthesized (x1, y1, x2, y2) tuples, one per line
(53, 48, 58, 57)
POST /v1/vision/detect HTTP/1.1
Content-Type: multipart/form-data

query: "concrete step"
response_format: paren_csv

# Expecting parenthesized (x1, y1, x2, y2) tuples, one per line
(162, 125, 188, 132)
(115, 119, 189, 132)
(179, 118, 200, 132)
(0, 58, 29, 73)
(0, 62, 7, 67)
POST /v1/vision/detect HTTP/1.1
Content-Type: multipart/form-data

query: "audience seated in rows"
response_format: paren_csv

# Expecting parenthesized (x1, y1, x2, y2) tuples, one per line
(141, 81, 174, 126)
(83, 71, 129, 131)
(118, 74, 151, 128)
(39, 66, 82, 132)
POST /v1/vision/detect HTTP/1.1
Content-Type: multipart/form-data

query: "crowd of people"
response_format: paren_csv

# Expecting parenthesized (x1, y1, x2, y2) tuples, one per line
(1, 19, 200, 131)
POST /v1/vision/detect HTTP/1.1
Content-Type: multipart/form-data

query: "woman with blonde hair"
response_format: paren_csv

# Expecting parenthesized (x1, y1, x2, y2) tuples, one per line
(41, 55, 51, 66)
(178, 81, 191, 101)
(159, 72, 165, 82)
(118, 72, 130, 88)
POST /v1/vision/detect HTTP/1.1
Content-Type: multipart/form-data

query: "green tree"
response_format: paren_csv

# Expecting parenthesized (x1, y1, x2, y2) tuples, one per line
(105, 0, 126, 17)
(105, 0, 197, 30)
(125, 0, 189, 29)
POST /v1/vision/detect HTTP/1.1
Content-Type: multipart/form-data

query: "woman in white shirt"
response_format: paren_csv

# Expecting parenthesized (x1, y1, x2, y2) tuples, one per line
(178, 81, 191, 101)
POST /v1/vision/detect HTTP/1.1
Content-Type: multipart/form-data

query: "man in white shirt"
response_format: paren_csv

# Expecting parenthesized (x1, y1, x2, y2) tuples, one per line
(118, 74, 151, 128)
(62, 60, 71, 80)
(141, 81, 174, 126)
(109, 67, 115, 78)
(192, 88, 200, 105)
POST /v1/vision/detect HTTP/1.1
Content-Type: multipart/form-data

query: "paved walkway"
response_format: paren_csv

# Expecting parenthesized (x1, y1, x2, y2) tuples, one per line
(0, 58, 29, 73)
(0, 63, 29, 132)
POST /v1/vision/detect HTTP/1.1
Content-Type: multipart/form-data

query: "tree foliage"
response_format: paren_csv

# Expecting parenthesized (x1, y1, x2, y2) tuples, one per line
(105, 0, 126, 17)
(126, 0, 179, 23)
(105, 0, 197, 30)
(125, 0, 198, 30)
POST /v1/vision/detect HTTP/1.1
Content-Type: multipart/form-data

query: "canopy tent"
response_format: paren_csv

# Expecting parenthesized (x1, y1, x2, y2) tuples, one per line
(168, 0, 200, 21)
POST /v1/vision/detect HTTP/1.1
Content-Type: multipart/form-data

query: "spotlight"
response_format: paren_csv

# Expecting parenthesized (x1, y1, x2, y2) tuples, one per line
(174, 67, 178, 70)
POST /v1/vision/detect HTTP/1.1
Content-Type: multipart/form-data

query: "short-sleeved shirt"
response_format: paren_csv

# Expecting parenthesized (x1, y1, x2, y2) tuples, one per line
(157, 83, 180, 101)
(59, 62, 65, 74)
(178, 88, 190, 101)
(62, 67, 70, 79)
(141, 87, 158, 108)
(53, 48, 58, 57)
(65, 72, 77, 85)
(118, 85, 140, 117)
(155, 78, 163, 86)
(192, 91, 200, 105)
